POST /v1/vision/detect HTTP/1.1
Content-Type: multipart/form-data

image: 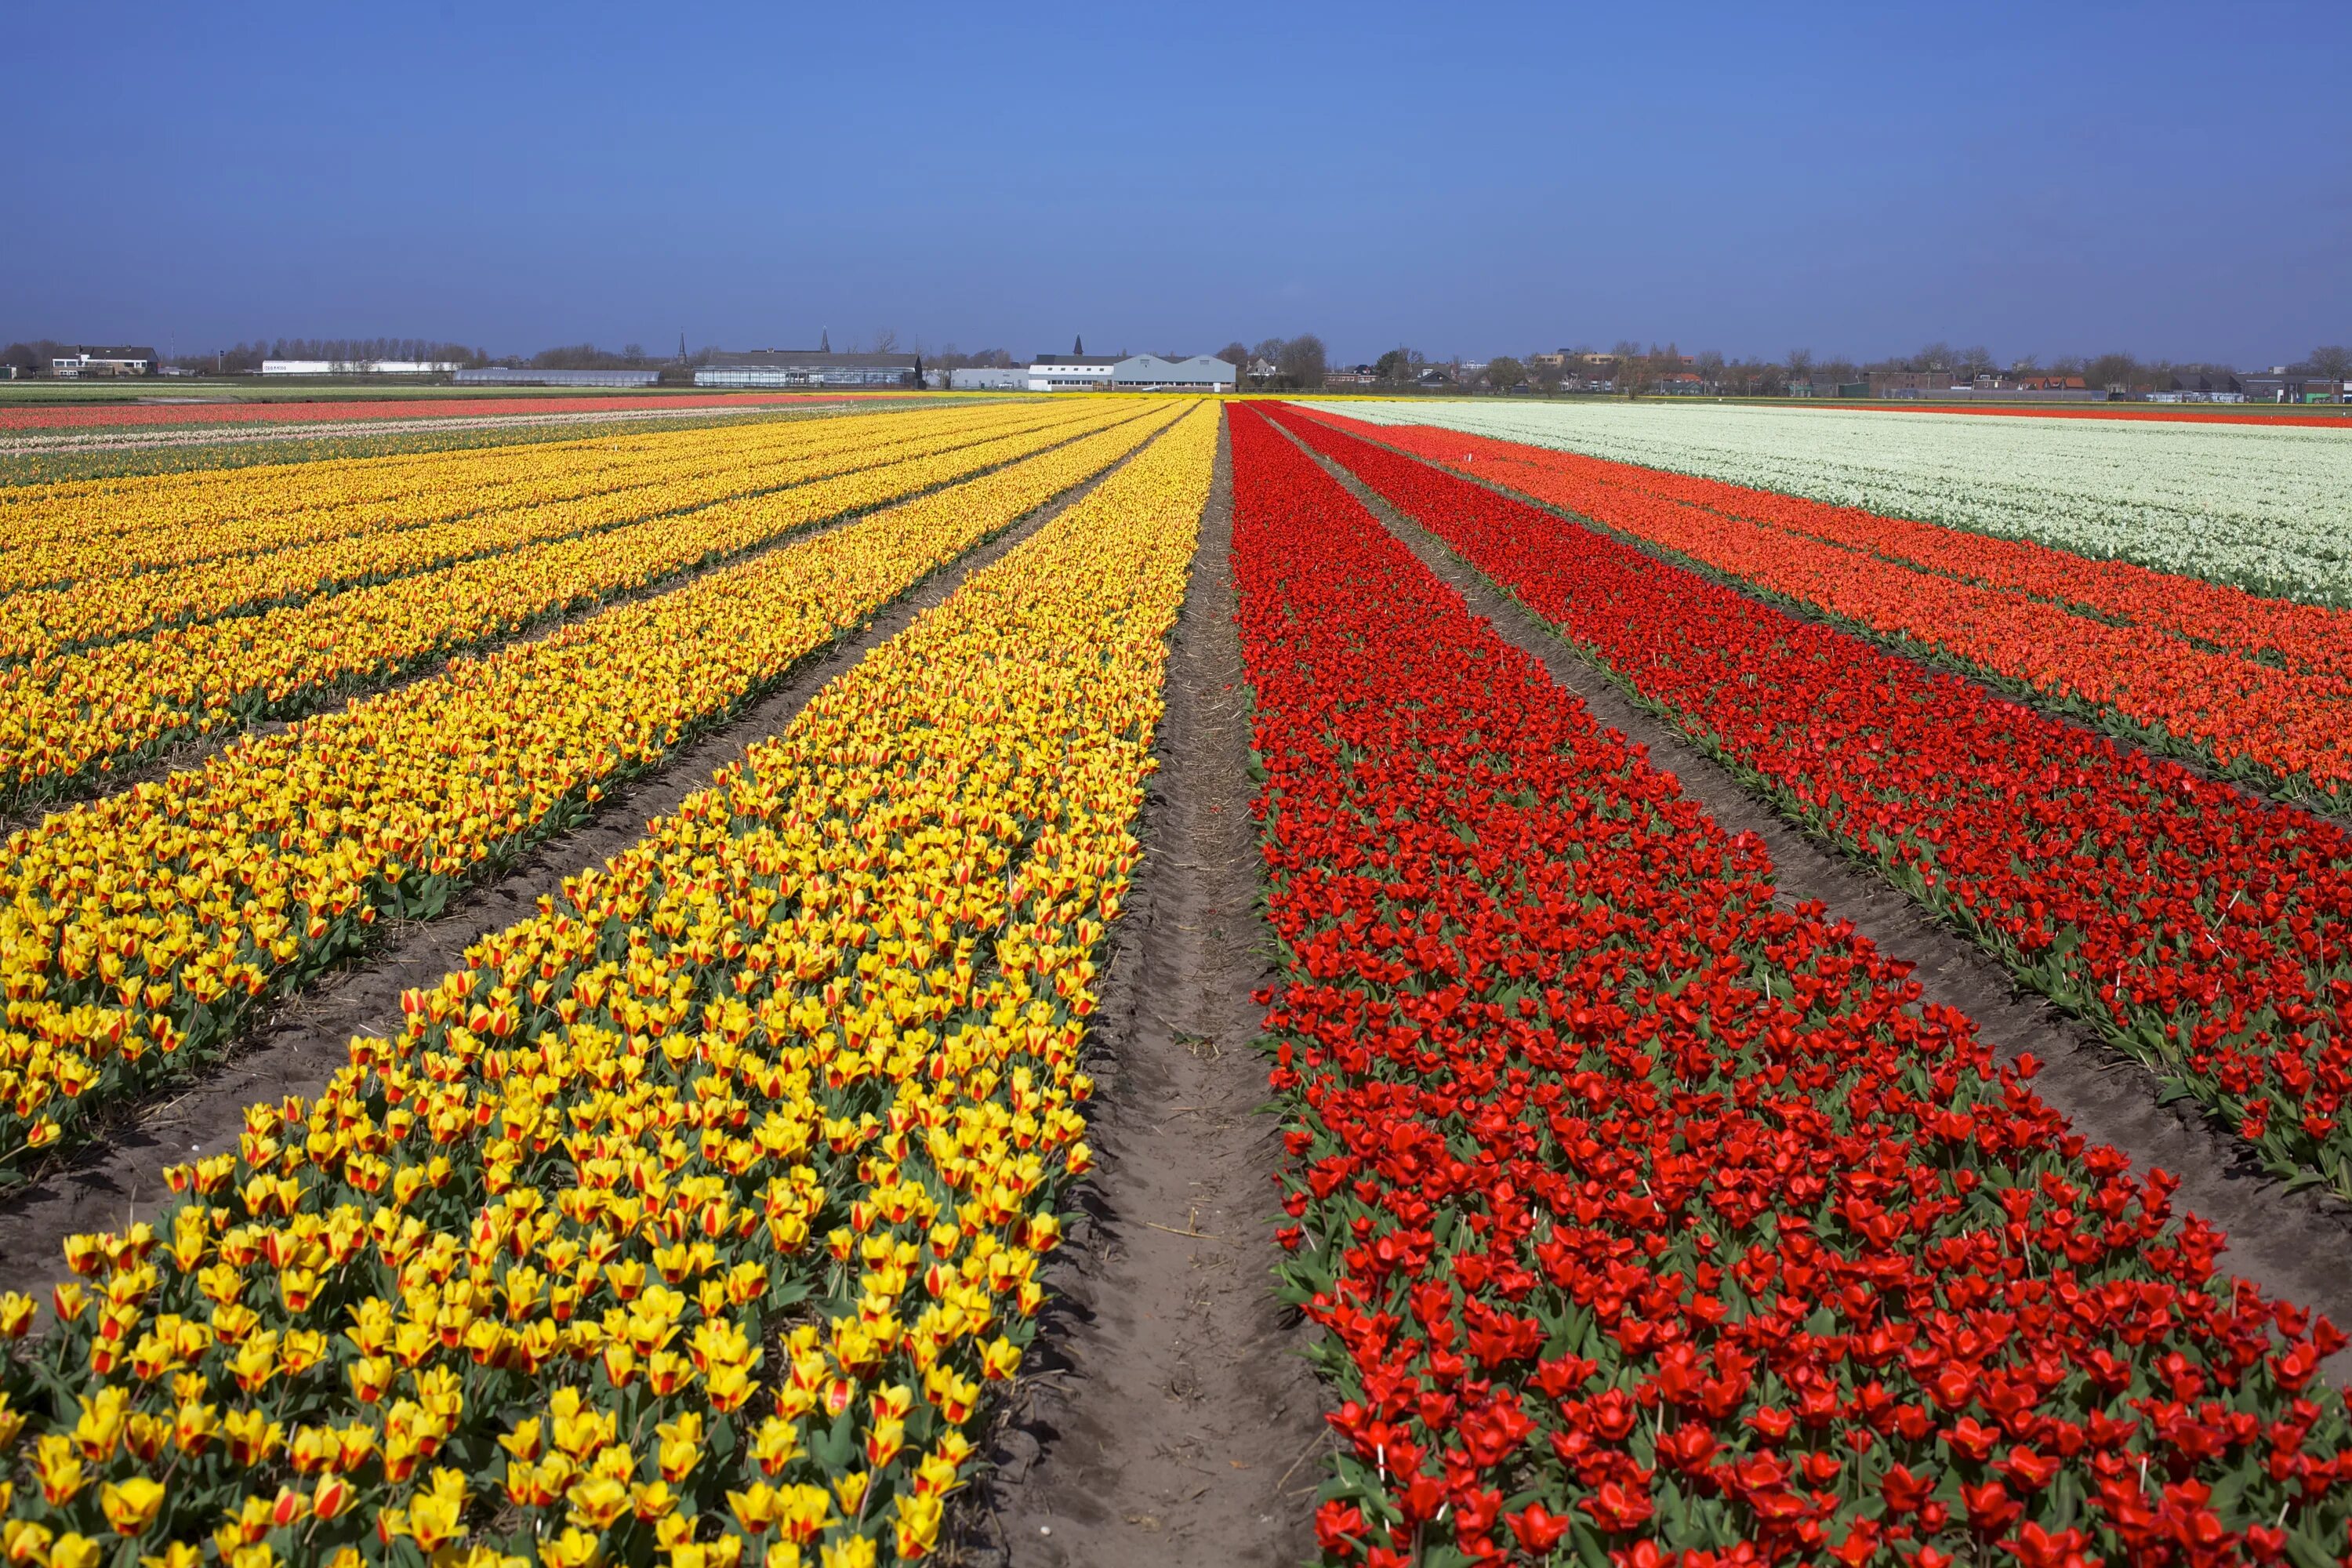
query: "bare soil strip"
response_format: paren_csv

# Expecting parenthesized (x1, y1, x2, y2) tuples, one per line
(966, 420, 1328, 1566)
(0, 440, 1156, 1295)
(1280, 428, 2352, 1387)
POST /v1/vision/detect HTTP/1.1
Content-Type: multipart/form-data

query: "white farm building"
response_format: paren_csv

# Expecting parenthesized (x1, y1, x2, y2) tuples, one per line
(1022, 337, 1237, 392)
(262, 360, 462, 375)
(1112, 354, 1237, 392)
(1027, 350, 1121, 392)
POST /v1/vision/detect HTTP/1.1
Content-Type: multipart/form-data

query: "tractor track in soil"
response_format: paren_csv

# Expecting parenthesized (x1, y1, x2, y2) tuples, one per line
(959, 416, 1330, 1567)
(1277, 420, 2352, 1388)
(0, 430, 1163, 1297)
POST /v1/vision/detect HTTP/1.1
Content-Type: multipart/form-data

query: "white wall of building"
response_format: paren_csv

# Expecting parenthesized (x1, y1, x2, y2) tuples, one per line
(1027, 359, 1120, 391)
(261, 360, 461, 375)
(949, 366, 1029, 391)
(1111, 354, 1237, 391)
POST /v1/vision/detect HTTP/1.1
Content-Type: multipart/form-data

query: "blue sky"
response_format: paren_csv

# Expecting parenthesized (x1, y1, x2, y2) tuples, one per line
(5, 2, 2345, 365)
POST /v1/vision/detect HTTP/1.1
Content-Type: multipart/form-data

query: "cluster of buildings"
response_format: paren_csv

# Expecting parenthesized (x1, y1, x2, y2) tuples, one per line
(30, 336, 1239, 395)
(1861, 367, 2343, 404)
(945, 343, 1236, 394)
(33, 338, 2343, 405)
(456, 341, 1240, 394)
(48, 346, 156, 377)
(1335, 348, 2347, 405)
(264, 358, 462, 376)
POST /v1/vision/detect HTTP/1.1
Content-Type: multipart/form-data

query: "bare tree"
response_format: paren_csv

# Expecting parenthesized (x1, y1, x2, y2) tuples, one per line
(2086, 351, 2143, 391)
(872, 328, 900, 354)
(2306, 344, 2352, 379)
(1276, 334, 1327, 390)
(1617, 347, 1658, 397)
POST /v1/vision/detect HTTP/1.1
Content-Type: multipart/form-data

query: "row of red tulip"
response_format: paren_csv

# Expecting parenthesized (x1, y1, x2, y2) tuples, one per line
(1299, 410, 2352, 803)
(1265, 403, 2352, 1203)
(1228, 403, 2352, 1568)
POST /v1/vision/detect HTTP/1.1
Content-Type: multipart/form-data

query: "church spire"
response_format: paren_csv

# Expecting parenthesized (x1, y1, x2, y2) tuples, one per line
(820, 328, 831, 353)
(1073, 334, 1083, 356)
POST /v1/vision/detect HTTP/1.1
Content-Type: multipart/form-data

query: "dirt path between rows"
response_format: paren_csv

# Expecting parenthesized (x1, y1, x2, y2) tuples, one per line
(965, 419, 1329, 1566)
(0, 438, 1155, 1297)
(1282, 426, 2352, 1388)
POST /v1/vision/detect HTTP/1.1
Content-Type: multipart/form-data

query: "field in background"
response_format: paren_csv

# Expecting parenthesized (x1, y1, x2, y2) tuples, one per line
(0, 400, 924, 488)
(1312, 394, 2352, 602)
(0, 385, 925, 431)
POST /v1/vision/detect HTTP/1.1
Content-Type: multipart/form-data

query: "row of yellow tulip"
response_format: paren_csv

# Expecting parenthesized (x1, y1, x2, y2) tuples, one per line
(0, 401, 1045, 596)
(2, 401, 1149, 807)
(0, 401, 1218, 1567)
(0, 403, 1103, 666)
(0, 401, 1186, 1171)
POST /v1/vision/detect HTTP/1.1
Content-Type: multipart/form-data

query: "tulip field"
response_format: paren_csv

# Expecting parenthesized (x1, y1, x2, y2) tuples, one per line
(1316, 399, 2352, 605)
(1232, 404, 2352, 1568)
(3, 392, 2352, 1566)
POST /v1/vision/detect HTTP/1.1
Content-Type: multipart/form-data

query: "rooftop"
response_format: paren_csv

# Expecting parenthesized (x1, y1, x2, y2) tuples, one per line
(706, 349, 916, 368)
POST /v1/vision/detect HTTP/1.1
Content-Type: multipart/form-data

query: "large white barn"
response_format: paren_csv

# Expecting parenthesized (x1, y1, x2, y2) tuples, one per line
(1111, 354, 1237, 391)
(1026, 351, 1121, 391)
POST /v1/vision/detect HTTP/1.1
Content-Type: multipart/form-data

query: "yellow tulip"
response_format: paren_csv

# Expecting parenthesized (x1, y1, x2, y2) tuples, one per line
(98, 1476, 165, 1536)
(4, 403, 1222, 1565)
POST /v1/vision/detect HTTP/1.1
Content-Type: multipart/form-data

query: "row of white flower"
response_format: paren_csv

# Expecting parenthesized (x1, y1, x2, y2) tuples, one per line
(1304, 398, 2352, 604)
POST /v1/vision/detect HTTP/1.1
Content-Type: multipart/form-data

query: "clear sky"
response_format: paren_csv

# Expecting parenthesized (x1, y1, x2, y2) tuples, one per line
(5, 2, 2345, 366)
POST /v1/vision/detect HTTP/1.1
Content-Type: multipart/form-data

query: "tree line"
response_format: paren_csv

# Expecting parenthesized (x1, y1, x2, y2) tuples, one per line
(9, 332, 2343, 390)
(1378, 339, 2352, 396)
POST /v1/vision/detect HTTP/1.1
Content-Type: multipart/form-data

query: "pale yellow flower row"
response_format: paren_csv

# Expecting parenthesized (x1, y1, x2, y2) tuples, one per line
(0, 402, 1104, 666)
(0, 401, 1046, 596)
(0, 401, 1219, 1568)
(0, 401, 1185, 1165)
(1, 400, 1149, 804)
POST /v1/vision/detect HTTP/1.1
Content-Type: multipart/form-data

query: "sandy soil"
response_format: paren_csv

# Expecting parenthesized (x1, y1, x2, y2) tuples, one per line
(1281, 424, 2352, 1388)
(962, 419, 1330, 1566)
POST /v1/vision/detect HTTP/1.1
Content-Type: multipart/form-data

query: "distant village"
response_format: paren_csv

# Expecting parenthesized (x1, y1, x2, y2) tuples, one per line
(1321, 347, 2348, 405)
(9, 337, 1237, 394)
(12, 336, 2348, 404)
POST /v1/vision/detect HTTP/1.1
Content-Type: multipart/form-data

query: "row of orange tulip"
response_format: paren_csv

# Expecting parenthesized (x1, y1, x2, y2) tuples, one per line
(2, 401, 1149, 807)
(0, 401, 1218, 1567)
(0, 402, 1103, 666)
(1320, 415, 2352, 804)
(0, 401, 1184, 1174)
